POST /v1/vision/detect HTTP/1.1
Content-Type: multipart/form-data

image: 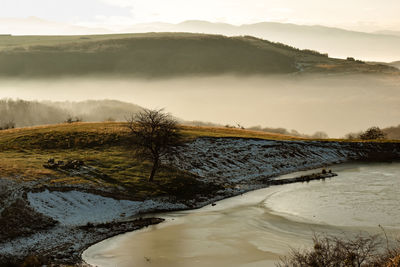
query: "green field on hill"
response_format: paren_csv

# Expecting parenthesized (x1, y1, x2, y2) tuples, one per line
(0, 33, 397, 77)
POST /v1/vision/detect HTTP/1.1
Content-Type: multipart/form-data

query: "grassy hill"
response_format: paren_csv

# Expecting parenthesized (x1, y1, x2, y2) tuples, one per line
(0, 122, 304, 151)
(0, 121, 397, 203)
(0, 122, 302, 200)
(0, 33, 397, 77)
(124, 21, 400, 62)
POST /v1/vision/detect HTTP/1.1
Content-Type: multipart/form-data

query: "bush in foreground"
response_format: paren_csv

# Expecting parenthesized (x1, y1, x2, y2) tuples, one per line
(277, 234, 400, 267)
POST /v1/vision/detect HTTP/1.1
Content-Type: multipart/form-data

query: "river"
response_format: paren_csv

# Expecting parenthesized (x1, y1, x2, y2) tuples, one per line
(82, 162, 400, 267)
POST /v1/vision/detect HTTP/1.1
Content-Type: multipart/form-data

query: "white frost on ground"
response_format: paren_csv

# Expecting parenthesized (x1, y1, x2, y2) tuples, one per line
(28, 190, 187, 226)
(170, 138, 361, 184)
(0, 191, 187, 259)
(0, 226, 82, 256)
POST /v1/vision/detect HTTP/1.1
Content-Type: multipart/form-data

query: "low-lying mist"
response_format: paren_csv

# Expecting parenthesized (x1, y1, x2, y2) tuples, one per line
(1, 74, 399, 137)
(0, 99, 143, 128)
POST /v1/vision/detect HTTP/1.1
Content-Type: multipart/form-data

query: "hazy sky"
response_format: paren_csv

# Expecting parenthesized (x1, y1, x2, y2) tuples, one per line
(1, 0, 399, 32)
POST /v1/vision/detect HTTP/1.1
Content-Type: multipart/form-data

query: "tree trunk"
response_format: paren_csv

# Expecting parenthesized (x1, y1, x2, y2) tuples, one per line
(149, 158, 159, 182)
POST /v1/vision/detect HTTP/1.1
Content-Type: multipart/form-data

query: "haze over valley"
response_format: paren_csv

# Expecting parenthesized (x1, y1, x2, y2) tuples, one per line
(1, 74, 400, 138)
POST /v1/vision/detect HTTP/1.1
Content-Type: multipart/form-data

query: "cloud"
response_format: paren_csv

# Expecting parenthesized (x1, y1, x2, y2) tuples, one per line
(76, 15, 137, 29)
(270, 7, 294, 14)
(0, 0, 132, 23)
(99, 0, 135, 8)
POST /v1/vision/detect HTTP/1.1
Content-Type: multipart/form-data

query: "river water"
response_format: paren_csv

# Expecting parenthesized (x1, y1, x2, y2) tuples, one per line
(83, 162, 400, 267)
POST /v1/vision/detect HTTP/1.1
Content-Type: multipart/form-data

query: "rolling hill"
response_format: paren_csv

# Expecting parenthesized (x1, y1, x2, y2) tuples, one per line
(124, 20, 400, 62)
(0, 33, 397, 77)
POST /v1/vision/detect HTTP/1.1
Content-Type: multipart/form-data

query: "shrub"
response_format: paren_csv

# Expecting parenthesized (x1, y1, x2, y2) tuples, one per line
(0, 120, 15, 130)
(277, 233, 400, 267)
(359, 127, 386, 140)
(65, 116, 82, 123)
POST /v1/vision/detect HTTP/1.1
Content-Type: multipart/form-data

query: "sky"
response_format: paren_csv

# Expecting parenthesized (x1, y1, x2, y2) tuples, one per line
(1, 0, 399, 32)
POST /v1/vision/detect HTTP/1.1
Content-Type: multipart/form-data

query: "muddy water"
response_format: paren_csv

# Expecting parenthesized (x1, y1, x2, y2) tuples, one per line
(82, 163, 400, 267)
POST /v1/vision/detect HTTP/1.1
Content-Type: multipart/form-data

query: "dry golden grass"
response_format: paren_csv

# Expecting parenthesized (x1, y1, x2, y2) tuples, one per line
(180, 125, 306, 140)
(0, 122, 306, 151)
(0, 122, 397, 151)
(386, 255, 400, 267)
(0, 122, 302, 196)
(0, 123, 231, 198)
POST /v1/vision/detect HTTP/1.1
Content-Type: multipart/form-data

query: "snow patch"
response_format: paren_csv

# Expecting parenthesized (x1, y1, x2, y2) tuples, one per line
(169, 138, 361, 184)
(28, 190, 186, 226)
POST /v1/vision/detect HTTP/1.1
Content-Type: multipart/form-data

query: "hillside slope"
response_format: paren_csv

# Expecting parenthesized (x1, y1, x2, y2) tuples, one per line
(124, 21, 400, 62)
(0, 33, 397, 77)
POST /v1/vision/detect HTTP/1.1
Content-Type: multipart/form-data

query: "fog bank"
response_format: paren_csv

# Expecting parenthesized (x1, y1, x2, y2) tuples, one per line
(1, 75, 399, 137)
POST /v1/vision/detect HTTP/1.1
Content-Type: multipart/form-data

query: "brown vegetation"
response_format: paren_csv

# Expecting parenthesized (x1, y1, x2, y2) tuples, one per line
(360, 127, 386, 140)
(0, 198, 57, 241)
(278, 234, 400, 267)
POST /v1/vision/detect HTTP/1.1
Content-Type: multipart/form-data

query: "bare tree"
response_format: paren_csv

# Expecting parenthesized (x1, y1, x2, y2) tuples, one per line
(127, 109, 183, 182)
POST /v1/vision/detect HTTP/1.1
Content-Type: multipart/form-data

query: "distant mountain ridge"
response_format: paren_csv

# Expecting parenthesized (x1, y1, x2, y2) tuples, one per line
(2, 18, 400, 62)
